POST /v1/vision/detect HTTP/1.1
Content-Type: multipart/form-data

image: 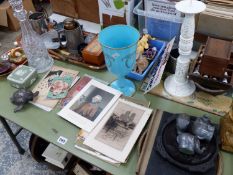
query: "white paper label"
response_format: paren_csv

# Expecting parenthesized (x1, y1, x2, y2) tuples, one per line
(145, 0, 182, 21)
(57, 136, 68, 145)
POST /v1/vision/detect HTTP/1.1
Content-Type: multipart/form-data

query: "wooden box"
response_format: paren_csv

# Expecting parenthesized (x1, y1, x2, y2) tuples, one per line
(199, 37, 232, 78)
(189, 45, 233, 95)
(82, 37, 104, 66)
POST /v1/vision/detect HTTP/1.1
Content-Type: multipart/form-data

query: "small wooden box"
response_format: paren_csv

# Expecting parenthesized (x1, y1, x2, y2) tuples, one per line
(82, 37, 104, 66)
(199, 37, 232, 78)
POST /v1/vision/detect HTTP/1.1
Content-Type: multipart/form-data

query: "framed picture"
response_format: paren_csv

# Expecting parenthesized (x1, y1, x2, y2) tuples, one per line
(84, 99, 153, 162)
(58, 79, 121, 132)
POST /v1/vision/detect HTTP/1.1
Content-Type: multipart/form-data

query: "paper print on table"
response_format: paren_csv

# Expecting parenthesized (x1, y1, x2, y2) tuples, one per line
(75, 129, 121, 165)
(47, 75, 73, 99)
(95, 100, 145, 151)
(58, 79, 121, 132)
(31, 66, 79, 111)
(59, 75, 92, 109)
(84, 99, 153, 162)
(70, 85, 115, 121)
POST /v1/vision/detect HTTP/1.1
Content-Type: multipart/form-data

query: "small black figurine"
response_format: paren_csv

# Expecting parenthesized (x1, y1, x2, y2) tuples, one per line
(10, 89, 39, 112)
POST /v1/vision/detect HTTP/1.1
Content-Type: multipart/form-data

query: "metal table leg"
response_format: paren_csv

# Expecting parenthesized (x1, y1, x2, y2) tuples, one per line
(0, 116, 25, 154)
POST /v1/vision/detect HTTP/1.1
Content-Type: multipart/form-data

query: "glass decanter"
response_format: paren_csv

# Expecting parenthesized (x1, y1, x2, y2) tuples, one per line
(9, 0, 53, 73)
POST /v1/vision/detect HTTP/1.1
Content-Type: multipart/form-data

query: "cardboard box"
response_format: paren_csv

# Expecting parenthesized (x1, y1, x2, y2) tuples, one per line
(0, 0, 35, 31)
(196, 5, 233, 40)
(76, 0, 100, 23)
(50, 0, 99, 23)
(50, 0, 79, 19)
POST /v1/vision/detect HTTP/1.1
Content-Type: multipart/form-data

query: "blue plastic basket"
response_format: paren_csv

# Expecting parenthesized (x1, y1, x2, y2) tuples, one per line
(127, 40, 166, 81)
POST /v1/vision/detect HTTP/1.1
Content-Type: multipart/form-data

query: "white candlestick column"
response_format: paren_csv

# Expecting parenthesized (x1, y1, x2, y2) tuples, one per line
(164, 0, 206, 97)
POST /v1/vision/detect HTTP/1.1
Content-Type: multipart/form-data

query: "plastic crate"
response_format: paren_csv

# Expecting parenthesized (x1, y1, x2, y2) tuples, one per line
(127, 39, 166, 81)
(133, 1, 182, 42)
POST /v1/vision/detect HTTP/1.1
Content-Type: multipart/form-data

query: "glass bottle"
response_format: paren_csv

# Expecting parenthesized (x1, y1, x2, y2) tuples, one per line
(9, 0, 53, 73)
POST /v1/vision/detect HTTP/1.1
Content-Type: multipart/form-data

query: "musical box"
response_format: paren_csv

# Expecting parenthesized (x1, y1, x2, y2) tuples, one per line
(199, 37, 232, 78)
(82, 36, 105, 66)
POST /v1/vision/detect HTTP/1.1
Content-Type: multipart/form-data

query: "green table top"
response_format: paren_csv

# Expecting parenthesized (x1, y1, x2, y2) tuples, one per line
(0, 60, 232, 175)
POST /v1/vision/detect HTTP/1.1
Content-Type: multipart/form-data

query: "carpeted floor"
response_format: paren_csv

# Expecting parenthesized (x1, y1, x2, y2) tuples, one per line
(0, 120, 67, 175)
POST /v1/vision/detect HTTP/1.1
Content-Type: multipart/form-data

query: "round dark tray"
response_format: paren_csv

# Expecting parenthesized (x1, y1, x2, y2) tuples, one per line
(156, 115, 219, 173)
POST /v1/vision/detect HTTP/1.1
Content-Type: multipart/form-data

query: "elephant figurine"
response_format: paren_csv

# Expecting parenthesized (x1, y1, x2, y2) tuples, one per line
(192, 116, 215, 141)
(177, 133, 206, 155)
(176, 114, 190, 134)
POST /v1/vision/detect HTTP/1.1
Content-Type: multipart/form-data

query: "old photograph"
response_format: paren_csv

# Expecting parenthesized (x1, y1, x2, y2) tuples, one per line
(70, 85, 114, 121)
(95, 100, 145, 151)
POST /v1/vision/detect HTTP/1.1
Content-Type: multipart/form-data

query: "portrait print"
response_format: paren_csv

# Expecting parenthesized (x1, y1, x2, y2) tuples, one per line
(58, 79, 122, 132)
(95, 101, 145, 151)
(70, 85, 114, 121)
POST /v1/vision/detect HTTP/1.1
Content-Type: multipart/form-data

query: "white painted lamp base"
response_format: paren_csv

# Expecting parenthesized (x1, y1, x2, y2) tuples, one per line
(164, 75, 196, 97)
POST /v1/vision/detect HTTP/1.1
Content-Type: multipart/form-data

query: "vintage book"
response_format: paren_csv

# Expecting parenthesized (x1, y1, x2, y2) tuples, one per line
(42, 143, 72, 169)
(72, 162, 92, 175)
(31, 66, 79, 111)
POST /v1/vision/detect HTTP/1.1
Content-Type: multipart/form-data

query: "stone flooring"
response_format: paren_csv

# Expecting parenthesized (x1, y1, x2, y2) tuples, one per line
(0, 4, 66, 174)
(0, 26, 20, 55)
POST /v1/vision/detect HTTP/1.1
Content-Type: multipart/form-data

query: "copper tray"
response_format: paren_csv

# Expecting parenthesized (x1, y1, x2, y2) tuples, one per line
(189, 45, 233, 95)
(16, 33, 106, 71)
(48, 49, 106, 71)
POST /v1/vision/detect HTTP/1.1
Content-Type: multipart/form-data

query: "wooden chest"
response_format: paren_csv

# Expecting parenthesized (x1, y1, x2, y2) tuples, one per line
(82, 37, 104, 66)
(199, 37, 232, 78)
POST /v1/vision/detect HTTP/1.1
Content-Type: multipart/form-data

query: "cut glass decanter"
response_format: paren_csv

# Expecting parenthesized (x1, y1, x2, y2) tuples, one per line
(9, 0, 53, 73)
